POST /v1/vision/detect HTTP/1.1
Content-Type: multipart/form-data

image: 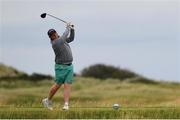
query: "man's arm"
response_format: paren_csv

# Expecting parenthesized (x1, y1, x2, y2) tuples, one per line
(61, 27, 70, 40)
(66, 28, 75, 43)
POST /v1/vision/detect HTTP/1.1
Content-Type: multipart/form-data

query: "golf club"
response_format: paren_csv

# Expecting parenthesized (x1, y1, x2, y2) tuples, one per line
(40, 13, 74, 27)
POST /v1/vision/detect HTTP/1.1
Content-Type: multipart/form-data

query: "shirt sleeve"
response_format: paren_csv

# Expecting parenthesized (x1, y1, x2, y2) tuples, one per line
(61, 27, 70, 40)
(66, 29, 75, 43)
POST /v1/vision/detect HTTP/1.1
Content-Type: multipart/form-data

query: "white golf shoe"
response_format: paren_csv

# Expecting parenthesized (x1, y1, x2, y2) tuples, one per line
(42, 98, 53, 110)
(63, 104, 69, 110)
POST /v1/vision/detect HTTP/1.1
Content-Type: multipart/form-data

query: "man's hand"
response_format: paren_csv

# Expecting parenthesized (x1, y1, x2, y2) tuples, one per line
(66, 22, 74, 29)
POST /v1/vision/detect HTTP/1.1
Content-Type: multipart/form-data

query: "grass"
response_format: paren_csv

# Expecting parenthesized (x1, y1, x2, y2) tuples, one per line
(0, 77, 180, 119)
(0, 107, 180, 119)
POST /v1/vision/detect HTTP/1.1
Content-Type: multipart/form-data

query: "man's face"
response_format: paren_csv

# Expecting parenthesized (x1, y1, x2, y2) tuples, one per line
(49, 32, 59, 41)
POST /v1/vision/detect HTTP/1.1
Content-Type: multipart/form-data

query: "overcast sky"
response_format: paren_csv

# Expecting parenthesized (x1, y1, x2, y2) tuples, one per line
(0, 0, 179, 81)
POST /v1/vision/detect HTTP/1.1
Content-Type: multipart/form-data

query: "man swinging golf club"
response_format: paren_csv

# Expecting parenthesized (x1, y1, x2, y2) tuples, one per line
(42, 13, 75, 110)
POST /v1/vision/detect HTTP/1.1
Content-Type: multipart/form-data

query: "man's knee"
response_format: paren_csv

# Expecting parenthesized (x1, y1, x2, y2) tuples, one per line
(64, 83, 71, 89)
(52, 84, 61, 90)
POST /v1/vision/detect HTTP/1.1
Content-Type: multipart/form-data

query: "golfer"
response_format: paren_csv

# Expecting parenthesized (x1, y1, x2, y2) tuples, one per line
(42, 23, 75, 110)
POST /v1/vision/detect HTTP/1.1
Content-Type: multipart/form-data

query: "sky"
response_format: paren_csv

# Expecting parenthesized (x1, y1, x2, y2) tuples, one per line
(0, 0, 179, 81)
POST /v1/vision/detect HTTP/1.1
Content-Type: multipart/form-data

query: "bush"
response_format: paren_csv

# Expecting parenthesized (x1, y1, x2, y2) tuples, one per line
(0, 73, 53, 81)
(27, 73, 53, 81)
(127, 77, 158, 84)
(81, 64, 137, 80)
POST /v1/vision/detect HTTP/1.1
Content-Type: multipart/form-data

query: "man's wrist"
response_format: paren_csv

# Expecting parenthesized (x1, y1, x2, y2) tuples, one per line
(68, 25, 74, 30)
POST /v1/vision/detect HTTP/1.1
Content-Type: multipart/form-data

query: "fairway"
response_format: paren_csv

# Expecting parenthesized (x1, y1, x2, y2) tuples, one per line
(0, 77, 180, 119)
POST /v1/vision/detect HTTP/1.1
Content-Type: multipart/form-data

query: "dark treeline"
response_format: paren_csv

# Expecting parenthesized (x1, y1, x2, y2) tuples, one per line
(0, 63, 158, 84)
(0, 73, 53, 81)
(81, 64, 138, 80)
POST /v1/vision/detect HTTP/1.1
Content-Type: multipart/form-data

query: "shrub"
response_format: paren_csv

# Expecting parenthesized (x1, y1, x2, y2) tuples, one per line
(81, 64, 137, 80)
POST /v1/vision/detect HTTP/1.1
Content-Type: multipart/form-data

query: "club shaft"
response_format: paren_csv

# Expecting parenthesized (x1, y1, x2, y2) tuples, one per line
(47, 14, 68, 24)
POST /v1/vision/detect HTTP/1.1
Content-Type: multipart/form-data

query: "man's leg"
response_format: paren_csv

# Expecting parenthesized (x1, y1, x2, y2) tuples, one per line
(48, 83, 61, 100)
(42, 83, 61, 110)
(63, 64, 73, 110)
(63, 83, 71, 105)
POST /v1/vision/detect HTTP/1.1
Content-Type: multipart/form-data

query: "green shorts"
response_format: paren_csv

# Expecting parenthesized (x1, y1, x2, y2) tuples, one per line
(54, 64, 74, 84)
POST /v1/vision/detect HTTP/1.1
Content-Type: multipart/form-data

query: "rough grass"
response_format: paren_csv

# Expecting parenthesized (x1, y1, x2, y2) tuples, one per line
(0, 77, 180, 119)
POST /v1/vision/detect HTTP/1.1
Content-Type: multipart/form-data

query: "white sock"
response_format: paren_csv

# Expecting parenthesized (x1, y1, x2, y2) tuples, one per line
(47, 98, 51, 102)
(65, 102, 69, 106)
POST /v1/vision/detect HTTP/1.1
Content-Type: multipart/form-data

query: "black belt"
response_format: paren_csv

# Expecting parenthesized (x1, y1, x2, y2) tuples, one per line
(62, 63, 72, 66)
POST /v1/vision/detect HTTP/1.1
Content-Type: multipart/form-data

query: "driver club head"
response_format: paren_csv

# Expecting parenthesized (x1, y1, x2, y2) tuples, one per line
(40, 13, 47, 18)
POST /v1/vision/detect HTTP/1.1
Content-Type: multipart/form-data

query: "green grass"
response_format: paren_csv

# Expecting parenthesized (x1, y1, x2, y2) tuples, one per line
(0, 107, 180, 119)
(0, 77, 180, 119)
